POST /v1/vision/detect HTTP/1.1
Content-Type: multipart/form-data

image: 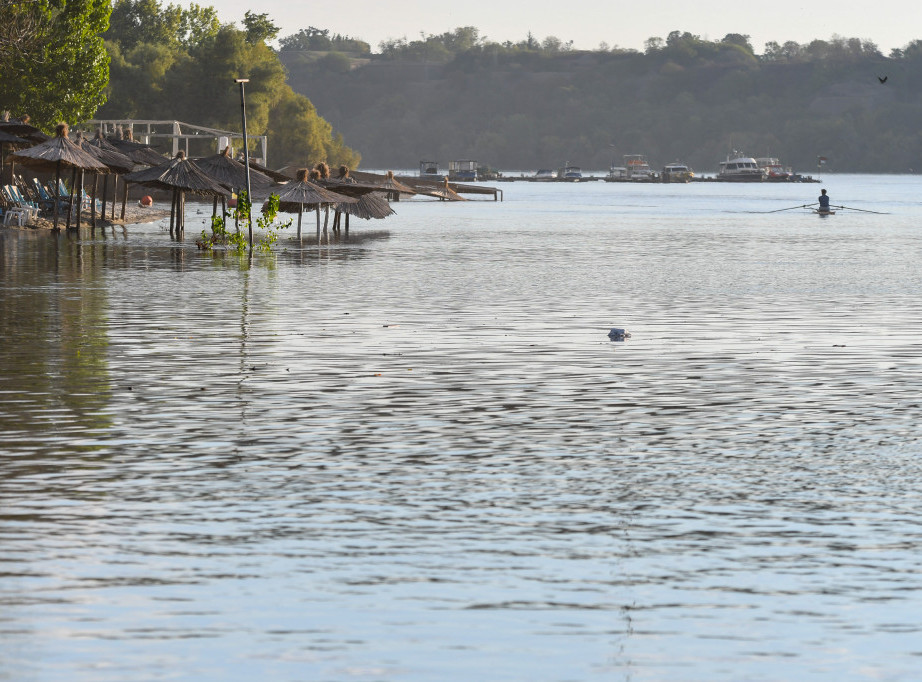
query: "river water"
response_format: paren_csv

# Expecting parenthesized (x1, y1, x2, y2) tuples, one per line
(2, 175, 921, 681)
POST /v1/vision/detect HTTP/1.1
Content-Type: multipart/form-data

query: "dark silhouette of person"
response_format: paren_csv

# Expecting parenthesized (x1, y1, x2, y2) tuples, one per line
(818, 188, 831, 211)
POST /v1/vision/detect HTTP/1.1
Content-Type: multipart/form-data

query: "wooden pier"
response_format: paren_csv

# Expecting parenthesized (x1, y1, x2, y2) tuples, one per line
(350, 170, 503, 201)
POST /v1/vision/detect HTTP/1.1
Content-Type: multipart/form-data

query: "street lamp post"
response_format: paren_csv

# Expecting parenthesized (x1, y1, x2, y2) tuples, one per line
(234, 77, 253, 246)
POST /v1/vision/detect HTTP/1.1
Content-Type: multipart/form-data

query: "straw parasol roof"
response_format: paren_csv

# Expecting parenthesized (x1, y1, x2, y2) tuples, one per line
(0, 130, 30, 146)
(195, 147, 274, 192)
(108, 128, 167, 166)
(276, 168, 357, 210)
(335, 191, 395, 220)
(9, 123, 107, 174)
(74, 131, 134, 173)
(246, 158, 293, 183)
(123, 150, 225, 196)
(0, 114, 48, 143)
(377, 170, 417, 196)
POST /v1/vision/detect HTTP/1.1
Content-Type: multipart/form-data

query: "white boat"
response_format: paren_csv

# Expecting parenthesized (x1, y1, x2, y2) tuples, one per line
(419, 160, 445, 180)
(623, 154, 657, 181)
(560, 165, 582, 182)
(717, 153, 764, 182)
(661, 162, 693, 183)
(533, 168, 557, 181)
(604, 166, 628, 182)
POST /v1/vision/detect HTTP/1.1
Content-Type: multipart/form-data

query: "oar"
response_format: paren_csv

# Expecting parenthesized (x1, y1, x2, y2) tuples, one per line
(755, 203, 815, 213)
(831, 204, 890, 215)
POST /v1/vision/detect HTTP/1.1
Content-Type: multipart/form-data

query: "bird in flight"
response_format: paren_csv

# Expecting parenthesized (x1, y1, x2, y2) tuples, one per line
(878, 75, 888, 83)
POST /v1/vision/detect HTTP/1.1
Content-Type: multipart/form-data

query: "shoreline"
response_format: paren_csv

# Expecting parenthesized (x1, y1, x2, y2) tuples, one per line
(6, 205, 171, 230)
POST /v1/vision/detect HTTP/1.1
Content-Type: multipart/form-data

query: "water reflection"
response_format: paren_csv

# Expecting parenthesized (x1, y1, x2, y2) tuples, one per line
(3, 180, 922, 680)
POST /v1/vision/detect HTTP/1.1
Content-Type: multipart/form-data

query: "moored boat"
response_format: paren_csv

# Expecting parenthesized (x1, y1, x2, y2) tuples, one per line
(560, 165, 582, 182)
(661, 162, 693, 183)
(717, 153, 764, 182)
(419, 160, 445, 180)
(756, 157, 794, 181)
(533, 168, 557, 181)
(623, 154, 657, 182)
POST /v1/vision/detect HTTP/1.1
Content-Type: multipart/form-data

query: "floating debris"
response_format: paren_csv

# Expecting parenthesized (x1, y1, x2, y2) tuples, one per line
(608, 328, 631, 341)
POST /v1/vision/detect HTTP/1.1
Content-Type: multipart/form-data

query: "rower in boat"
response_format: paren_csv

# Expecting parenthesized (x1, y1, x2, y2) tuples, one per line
(816, 188, 835, 214)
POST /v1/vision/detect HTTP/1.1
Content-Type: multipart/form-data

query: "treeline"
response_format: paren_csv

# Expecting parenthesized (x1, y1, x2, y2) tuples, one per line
(284, 27, 922, 173)
(98, 1, 360, 170)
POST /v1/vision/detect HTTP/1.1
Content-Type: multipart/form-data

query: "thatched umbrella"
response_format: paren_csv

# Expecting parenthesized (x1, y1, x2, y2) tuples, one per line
(196, 147, 274, 192)
(74, 131, 137, 229)
(277, 168, 356, 240)
(108, 128, 166, 166)
(245, 157, 292, 183)
(123, 151, 225, 236)
(0, 130, 31, 183)
(195, 147, 275, 220)
(0, 114, 48, 143)
(8, 123, 107, 229)
(84, 129, 138, 221)
(378, 170, 417, 202)
(336, 192, 395, 220)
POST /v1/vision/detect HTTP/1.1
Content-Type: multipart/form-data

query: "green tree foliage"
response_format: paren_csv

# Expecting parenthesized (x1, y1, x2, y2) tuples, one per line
(242, 11, 279, 45)
(0, 0, 111, 128)
(278, 27, 370, 54)
(99, 3, 358, 170)
(286, 27, 922, 173)
(105, 0, 219, 50)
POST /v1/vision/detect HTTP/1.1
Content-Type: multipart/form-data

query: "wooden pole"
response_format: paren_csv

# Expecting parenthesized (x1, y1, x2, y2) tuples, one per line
(52, 161, 61, 230)
(297, 204, 302, 239)
(75, 169, 84, 231)
(120, 180, 128, 220)
(169, 188, 176, 237)
(315, 206, 320, 241)
(345, 213, 350, 235)
(91, 173, 98, 231)
(100, 175, 108, 220)
(66, 167, 77, 229)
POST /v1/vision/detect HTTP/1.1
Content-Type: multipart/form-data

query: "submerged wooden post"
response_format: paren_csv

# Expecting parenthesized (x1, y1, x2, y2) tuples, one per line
(169, 189, 176, 237)
(75, 169, 84, 231)
(65, 168, 77, 229)
(91, 174, 98, 231)
(101, 175, 108, 220)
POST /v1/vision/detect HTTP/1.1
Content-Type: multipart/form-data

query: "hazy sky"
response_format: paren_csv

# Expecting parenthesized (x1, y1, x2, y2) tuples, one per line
(211, 0, 916, 54)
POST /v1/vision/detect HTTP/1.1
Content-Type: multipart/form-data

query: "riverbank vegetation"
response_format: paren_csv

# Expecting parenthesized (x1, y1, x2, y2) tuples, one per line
(285, 27, 922, 173)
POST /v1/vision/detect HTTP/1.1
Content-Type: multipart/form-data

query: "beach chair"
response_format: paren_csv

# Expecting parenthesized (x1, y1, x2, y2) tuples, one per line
(2, 184, 40, 219)
(30, 178, 57, 211)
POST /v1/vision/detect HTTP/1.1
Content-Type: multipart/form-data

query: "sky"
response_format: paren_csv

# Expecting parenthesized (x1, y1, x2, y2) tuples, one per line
(210, 0, 917, 55)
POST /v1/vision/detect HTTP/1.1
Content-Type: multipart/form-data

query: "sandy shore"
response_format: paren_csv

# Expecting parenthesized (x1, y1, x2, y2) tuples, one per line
(8, 205, 171, 230)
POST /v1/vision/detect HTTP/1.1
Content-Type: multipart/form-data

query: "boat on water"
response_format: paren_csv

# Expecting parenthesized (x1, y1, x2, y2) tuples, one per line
(756, 157, 794, 182)
(623, 154, 657, 181)
(717, 153, 764, 182)
(661, 162, 694, 183)
(419, 160, 445, 180)
(605, 165, 628, 182)
(448, 159, 478, 182)
(559, 165, 582, 182)
(533, 168, 558, 182)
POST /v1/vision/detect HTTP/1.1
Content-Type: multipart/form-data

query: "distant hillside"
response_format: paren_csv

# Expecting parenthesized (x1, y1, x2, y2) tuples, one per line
(280, 35, 922, 174)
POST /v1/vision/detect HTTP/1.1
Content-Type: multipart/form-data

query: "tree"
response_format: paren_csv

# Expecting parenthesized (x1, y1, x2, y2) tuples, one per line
(0, 0, 111, 128)
(242, 11, 279, 45)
